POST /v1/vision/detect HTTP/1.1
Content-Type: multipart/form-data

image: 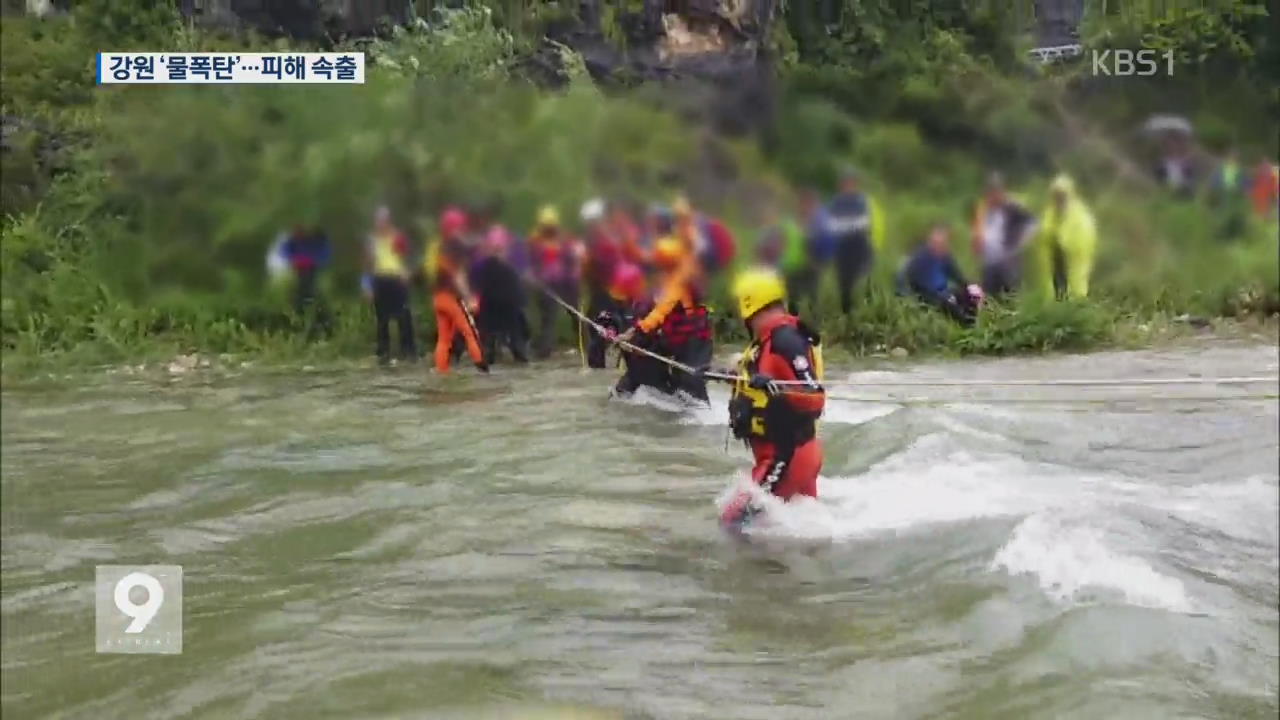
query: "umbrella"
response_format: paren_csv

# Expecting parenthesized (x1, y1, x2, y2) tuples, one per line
(1141, 114, 1193, 135)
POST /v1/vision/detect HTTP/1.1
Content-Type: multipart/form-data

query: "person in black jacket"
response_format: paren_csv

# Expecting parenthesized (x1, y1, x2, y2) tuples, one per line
(971, 173, 1037, 298)
(470, 227, 529, 365)
(897, 225, 983, 326)
(599, 263, 674, 398)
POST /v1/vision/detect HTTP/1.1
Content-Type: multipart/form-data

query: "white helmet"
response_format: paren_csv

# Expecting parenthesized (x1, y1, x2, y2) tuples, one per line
(580, 197, 605, 223)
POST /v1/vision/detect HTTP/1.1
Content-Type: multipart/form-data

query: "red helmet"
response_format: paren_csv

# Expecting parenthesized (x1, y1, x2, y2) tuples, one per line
(610, 262, 645, 298)
(485, 225, 512, 253)
(440, 207, 467, 237)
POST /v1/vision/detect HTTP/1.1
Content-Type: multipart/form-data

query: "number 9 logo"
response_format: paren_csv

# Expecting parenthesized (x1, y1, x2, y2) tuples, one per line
(114, 571, 164, 633)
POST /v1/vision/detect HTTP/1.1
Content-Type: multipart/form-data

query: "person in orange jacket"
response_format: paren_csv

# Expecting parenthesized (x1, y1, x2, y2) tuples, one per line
(719, 268, 825, 530)
(431, 207, 488, 374)
(616, 236, 712, 405)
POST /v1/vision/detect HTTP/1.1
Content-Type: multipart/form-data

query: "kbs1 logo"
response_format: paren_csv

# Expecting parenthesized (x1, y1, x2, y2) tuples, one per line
(1091, 49, 1175, 77)
(95, 565, 183, 654)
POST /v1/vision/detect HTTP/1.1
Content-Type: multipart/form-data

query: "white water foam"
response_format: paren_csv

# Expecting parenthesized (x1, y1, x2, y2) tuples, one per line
(714, 475, 838, 541)
(714, 433, 1077, 543)
(610, 385, 692, 414)
(991, 513, 1193, 612)
(1148, 475, 1280, 546)
(715, 432, 1273, 613)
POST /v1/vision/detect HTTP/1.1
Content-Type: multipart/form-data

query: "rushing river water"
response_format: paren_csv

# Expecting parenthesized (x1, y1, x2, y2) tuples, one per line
(2, 343, 1277, 719)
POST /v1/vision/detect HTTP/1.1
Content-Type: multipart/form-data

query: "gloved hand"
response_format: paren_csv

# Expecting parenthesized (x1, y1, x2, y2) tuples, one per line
(616, 326, 638, 344)
(749, 373, 780, 395)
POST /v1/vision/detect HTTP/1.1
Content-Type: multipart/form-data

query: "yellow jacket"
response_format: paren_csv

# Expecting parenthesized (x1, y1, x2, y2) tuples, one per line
(1035, 175, 1097, 299)
(868, 194, 886, 253)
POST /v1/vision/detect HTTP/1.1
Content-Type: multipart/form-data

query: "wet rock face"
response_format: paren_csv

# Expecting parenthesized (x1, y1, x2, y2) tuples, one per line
(550, 0, 779, 137)
(177, 0, 413, 39)
(1033, 0, 1084, 47)
(170, 1, 779, 135)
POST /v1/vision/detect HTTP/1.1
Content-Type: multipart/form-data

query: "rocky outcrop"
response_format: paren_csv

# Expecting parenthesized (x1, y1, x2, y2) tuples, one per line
(1034, 0, 1085, 47)
(543, 1, 780, 138)
(177, 0, 413, 39)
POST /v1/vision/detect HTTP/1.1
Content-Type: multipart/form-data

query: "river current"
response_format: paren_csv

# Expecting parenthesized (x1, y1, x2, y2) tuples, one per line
(2, 342, 1277, 719)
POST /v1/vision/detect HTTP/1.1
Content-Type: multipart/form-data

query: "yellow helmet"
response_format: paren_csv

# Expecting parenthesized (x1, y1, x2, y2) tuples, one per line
(732, 267, 786, 320)
(672, 195, 693, 218)
(537, 205, 560, 227)
(653, 236, 686, 270)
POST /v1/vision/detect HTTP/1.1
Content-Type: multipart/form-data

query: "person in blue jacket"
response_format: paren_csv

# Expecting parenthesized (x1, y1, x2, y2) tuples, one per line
(822, 168, 875, 313)
(897, 224, 984, 327)
(281, 224, 333, 338)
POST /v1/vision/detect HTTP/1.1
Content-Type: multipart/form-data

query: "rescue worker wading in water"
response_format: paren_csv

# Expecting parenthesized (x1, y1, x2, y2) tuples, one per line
(719, 268, 826, 529)
(600, 263, 674, 398)
(616, 236, 713, 406)
(429, 207, 488, 374)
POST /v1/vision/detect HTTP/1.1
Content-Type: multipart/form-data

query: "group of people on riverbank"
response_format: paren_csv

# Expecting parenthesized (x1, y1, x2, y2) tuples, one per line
(753, 168, 1099, 328)
(269, 153, 1279, 366)
(344, 195, 732, 403)
(267, 173, 1076, 366)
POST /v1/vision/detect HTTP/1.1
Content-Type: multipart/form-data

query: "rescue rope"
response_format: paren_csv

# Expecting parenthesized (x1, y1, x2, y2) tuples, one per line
(530, 277, 710, 377)
(822, 392, 1279, 406)
(529, 279, 1279, 393)
(780, 375, 1279, 388)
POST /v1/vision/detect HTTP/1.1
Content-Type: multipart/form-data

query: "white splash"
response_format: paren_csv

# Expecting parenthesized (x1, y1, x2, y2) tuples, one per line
(815, 434, 1087, 537)
(610, 385, 690, 414)
(991, 513, 1193, 612)
(712, 432, 1268, 614)
(714, 474, 839, 541)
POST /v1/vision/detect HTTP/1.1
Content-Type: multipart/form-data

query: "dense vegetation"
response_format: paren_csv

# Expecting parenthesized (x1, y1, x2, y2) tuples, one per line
(1, 0, 1276, 371)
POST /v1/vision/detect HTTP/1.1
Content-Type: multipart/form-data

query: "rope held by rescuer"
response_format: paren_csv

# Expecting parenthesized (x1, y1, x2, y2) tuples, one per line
(528, 278, 1279, 400)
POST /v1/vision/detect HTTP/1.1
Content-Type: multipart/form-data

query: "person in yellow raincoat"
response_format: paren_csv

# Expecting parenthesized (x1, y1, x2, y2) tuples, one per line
(1036, 174, 1098, 300)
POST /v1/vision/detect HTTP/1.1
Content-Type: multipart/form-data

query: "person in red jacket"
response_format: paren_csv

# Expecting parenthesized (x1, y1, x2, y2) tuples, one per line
(581, 197, 622, 368)
(609, 201, 648, 267)
(529, 205, 582, 358)
(719, 268, 825, 530)
(1250, 160, 1279, 220)
(601, 262, 674, 398)
(671, 195, 736, 275)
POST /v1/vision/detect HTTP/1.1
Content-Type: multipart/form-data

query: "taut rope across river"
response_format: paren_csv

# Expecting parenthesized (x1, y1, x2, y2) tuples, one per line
(531, 279, 1278, 403)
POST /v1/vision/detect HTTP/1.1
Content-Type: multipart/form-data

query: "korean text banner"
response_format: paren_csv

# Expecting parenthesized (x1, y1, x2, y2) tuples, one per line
(96, 53, 365, 84)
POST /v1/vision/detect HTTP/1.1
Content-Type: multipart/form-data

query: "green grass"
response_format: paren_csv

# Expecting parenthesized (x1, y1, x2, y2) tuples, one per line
(1, 7, 1277, 376)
